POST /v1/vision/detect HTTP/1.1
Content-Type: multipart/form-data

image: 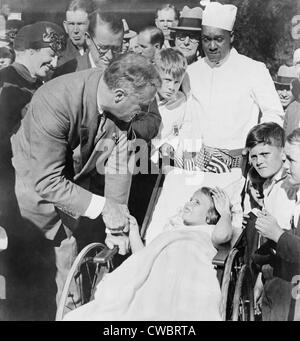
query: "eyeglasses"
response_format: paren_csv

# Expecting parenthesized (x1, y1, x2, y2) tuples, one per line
(176, 32, 200, 44)
(89, 35, 122, 57)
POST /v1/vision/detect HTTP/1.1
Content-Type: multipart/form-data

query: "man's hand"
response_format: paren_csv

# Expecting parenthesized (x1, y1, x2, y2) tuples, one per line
(105, 233, 130, 255)
(255, 209, 284, 243)
(102, 199, 130, 233)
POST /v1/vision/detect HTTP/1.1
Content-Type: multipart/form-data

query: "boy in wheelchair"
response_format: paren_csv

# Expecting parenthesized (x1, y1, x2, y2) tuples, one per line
(64, 186, 233, 321)
(242, 122, 298, 320)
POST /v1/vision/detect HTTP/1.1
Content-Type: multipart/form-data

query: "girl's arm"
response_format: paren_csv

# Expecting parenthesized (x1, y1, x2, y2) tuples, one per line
(128, 215, 145, 253)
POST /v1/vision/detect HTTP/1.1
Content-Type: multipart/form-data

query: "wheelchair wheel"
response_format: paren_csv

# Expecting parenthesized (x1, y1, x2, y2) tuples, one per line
(220, 248, 241, 321)
(56, 242, 115, 321)
(232, 264, 255, 321)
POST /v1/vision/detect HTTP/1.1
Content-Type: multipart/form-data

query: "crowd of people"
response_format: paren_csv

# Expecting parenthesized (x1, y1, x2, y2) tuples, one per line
(0, 0, 300, 321)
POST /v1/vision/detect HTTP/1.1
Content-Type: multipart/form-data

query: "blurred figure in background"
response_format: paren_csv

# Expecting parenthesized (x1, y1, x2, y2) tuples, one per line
(171, 6, 203, 65)
(284, 49, 300, 136)
(122, 18, 136, 53)
(155, 4, 179, 48)
(0, 46, 13, 69)
(59, 0, 96, 66)
(136, 26, 164, 63)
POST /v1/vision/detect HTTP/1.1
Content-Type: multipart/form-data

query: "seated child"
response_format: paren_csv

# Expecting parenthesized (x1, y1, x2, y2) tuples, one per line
(151, 48, 203, 169)
(242, 122, 298, 320)
(64, 187, 233, 321)
(0, 46, 13, 70)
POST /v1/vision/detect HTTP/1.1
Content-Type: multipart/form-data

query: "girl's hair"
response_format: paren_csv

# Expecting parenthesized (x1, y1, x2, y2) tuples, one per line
(196, 187, 220, 225)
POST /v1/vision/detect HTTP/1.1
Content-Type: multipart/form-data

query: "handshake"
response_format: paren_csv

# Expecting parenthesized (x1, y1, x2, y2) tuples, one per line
(101, 199, 141, 255)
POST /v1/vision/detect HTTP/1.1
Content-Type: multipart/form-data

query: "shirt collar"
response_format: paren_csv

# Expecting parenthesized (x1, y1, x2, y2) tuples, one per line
(12, 62, 40, 84)
(204, 47, 236, 68)
(88, 52, 97, 69)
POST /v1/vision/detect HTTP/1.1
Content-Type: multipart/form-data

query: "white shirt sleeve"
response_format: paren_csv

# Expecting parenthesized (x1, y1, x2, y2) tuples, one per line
(83, 194, 106, 219)
(0, 226, 8, 251)
(251, 62, 284, 126)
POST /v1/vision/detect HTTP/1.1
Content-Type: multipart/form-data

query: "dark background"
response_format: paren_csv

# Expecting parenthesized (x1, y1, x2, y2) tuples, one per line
(2, 0, 300, 76)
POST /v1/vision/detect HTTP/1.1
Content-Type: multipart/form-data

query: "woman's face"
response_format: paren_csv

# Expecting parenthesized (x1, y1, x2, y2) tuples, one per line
(182, 190, 211, 226)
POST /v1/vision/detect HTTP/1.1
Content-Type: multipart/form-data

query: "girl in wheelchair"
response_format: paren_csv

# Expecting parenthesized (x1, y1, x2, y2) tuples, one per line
(64, 186, 233, 321)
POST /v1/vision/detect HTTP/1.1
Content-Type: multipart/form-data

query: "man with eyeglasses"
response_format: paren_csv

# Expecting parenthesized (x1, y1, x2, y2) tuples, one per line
(9, 53, 162, 317)
(54, 10, 162, 144)
(184, 2, 283, 168)
(171, 6, 203, 65)
(59, 0, 96, 67)
(284, 49, 300, 137)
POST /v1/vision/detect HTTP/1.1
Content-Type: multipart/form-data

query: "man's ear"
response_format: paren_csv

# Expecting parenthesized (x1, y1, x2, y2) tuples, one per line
(154, 42, 161, 50)
(280, 148, 286, 163)
(155, 18, 159, 28)
(114, 88, 126, 104)
(85, 32, 92, 48)
(63, 21, 68, 34)
(230, 31, 234, 44)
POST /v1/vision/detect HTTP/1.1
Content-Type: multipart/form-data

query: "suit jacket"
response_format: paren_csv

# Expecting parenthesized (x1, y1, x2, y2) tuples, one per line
(11, 68, 132, 239)
(283, 100, 300, 137)
(53, 53, 92, 78)
(57, 38, 87, 67)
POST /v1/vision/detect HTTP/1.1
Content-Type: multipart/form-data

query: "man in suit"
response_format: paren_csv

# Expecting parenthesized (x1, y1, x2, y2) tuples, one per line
(58, 0, 96, 67)
(10, 52, 161, 310)
(54, 10, 161, 143)
(254, 128, 300, 320)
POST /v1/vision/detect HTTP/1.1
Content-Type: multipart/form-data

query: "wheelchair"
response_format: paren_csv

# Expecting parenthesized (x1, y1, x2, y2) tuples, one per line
(56, 169, 257, 321)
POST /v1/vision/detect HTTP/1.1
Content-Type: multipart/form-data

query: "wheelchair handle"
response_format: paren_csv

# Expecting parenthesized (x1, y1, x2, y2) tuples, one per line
(92, 246, 119, 264)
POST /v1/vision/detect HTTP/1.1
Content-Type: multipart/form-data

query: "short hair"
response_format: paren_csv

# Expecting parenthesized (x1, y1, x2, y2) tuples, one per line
(104, 52, 162, 103)
(88, 9, 123, 38)
(154, 48, 187, 79)
(139, 26, 164, 49)
(195, 187, 220, 225)
(0, 46, 13, 60)
(66, 0, 97, 14)
(245, 122, 285, 150)
(155, 4, 179, 20)
(286, 128, 300, 145)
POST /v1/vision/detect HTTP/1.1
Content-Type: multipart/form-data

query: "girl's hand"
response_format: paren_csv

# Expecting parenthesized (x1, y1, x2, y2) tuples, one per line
(211, 187, 231, 216)
(128, 215, 140, 234)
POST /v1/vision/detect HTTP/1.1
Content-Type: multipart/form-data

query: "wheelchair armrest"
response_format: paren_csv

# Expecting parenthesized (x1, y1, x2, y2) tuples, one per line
(212, 242, 231, 268)
(93, 246, 119, 264)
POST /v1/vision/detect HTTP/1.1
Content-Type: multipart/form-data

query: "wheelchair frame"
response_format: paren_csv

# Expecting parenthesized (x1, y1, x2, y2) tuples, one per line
(56, 170, 255, 321)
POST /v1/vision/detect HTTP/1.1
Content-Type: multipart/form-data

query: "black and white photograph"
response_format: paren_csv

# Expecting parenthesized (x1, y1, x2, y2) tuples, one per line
(0, 0, 300, 323)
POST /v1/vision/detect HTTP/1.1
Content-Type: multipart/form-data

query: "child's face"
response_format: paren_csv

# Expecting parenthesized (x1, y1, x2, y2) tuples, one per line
(0, 57, 11, 69)
(182, 191, 211, 226)
(158, 71, 183, 101)
(249, 142, 284, 179)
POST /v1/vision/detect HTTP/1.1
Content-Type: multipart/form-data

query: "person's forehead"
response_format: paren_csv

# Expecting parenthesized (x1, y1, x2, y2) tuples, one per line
(66, 10, 89, 21)
(202, 25, 230, 37)
(249, 143, 280, 155)
(285, 142, 300, 157)
(160, 70, 181, 81)
(138, 31, 152, 45)
(157, 8, 176, 20)
(94, 23, 123, 44)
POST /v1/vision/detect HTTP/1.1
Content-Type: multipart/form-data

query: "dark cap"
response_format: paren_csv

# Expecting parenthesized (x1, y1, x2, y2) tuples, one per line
(14, 21, 66, 53)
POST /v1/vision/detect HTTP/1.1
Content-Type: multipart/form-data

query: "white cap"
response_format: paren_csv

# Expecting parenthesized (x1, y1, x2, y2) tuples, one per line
(202, 2, 237, 31)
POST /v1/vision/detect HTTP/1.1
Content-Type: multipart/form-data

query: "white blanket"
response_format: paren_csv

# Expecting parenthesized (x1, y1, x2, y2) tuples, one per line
(64, 225, 222, 321)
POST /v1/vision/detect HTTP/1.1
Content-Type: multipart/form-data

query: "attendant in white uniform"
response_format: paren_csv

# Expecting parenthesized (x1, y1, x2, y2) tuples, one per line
(185, 2, 284, 155)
